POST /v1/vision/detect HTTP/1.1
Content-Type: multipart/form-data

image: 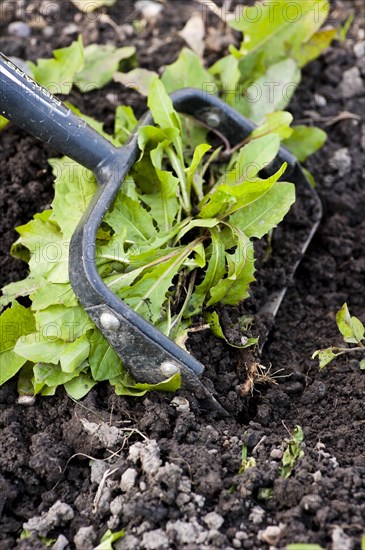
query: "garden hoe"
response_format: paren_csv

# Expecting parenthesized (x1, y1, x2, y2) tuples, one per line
(0, 53, 322, 415)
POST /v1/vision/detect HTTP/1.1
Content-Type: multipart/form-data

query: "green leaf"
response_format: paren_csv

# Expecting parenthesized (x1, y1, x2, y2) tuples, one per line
(114, 106, 138, 144)
(59, 334, 90, 373)
(14, 333, 68, 365)
(336, 303, 365, 344)
(295, 28, 337, 67)
(162, 48, 215, 93)
(49, 157, 97, 239)
(250, 111, 293, 140)
(29, 36, 84, 94)
(35, 305, 91, 341)
(283, 126, 327, 162)
(89, 331, 124, 381)
(76, 44, 135, 91)
(242, 59, 301, 122)
(0, 115, 9, 130)
(119, 246, 195, 324)
(105, 194, 157, 242)
(187, 228, 226, 317)
(230, 182, 295, 238)
(205, 311, 258, 349)
(94, 529, 124, 550)
(31, 283, 78, 310)
(229, 0, 330, 68)
(0, 302, 36, 385)
(142, 168, 180, 231)
(360, 359, 365, 371)
(0, 276, 44, 309)
(312, 348, 338, 369)
(148, 78, 181, 132)
(33, 362, 82, 393)
(64, 372, 98, 399)
(114, 68, 158, 97)
(112, 372, 181, 396)
(280, 425, 304, 478)
(224, 134, 281, 183)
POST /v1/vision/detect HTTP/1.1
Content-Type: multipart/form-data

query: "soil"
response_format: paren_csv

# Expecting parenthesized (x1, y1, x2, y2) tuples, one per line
(0, 1, 364, 549)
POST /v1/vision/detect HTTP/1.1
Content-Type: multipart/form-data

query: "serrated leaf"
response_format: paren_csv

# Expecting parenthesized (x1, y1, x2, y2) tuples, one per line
(31, 283, 78, 310)
(250, 111, 293, 140)
(229, 0, 330, 68)
(114, 68, 158, 97)
(230, 182, 295, 238)
(114, 106, 138, 145)
(336, 303, 365, 344)
(162, 48, 215, 93)
(29, 36, 84, 94)
(76, 44, 135, 91)
(223, 134, 281, 184)
(208, 230, 256, 306)
(89, 331, 125, 381)
(15, 333, 68, 365)
(49, 157, 97, 239)
(186, 228, 225, 317)
(141, 168, 180, 231)
(35, 305, 91, 342)
(105, 194, 157, 242)
(283, 126, 327, 162)
(0, 276, 44, 309)
(119, 246, 195, 324)
(242, 59, 301, 122)
(0, 302, 36, 385)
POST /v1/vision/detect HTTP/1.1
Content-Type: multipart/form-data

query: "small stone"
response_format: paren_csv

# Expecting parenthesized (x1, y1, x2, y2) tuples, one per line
(63, 23, 78, 35)
(270, 448, 284, 460)
(52, 535, 69, 550)
(232, 539, 242, 548)
(339, 66, 364, 99)
(258, 524, 285, 545)
(314, 93, 327, 106)
(42, 26, 54, 39)
(203, 512, 224, 530)
(115, 535, 139, 550)
(90, 460, 109, 484)
(354, 41, 365, 58)
(171, 396, 190, 413)
(235, 531, 248, 541)
(141, 529, 169, 549)
(74, 526, 97, 550)
(136, 0, 163, 19)
(17, 395, 36, 406)
(332, 526, 354, 550)
(110, 495, 123, 517)
(300, 494, 322, 513)
(329, 147, 352, 176)
(8, 21, 31, 38)
(249, 506, 265, 525)
(120, 468, 137, 492)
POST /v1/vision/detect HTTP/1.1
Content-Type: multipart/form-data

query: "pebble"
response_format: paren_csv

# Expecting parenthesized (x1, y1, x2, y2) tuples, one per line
(52, 535, 69, 550)
(354, 41, 365, 58)
(235, 531, 248, 541)
(314, 93, 327, 106)
(232, 538, 242, 548)
(339, 66, 364, 99)
(136, 1, 163, 19)
(329, 147, 352, 176)
(171, 396, 190, 413)
(258, 524, 285, 545)
(17, 395, 36, 406)
(8, 21, 31, 38)
(120, 468, 138, 492)
(248, 506, 265, 525)
(270, 448, 284, 460)
(74, 526, 97, 550)
(203, 512, 224, 530)
(332, 526, 354, 550)
(141, 529, 169, 549)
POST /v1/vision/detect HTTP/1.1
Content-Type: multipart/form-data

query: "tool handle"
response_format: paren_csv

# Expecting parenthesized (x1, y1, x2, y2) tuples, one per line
(0, 52, 117, 173)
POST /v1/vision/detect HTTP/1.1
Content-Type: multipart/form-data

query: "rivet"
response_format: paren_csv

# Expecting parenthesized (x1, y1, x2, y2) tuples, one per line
(100, 312, 120, 331)
(160, 361, 180, 378)
(205, 112, 221, 128)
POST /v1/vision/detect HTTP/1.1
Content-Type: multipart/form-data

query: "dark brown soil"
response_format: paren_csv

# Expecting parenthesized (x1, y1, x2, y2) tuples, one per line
(0, 1, 364, 549)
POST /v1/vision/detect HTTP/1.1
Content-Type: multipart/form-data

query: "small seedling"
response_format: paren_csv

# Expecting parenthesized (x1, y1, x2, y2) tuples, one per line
(239, 444, 256, 474)
(312, 303, 365, 369)
(280, 425, 304, 478)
